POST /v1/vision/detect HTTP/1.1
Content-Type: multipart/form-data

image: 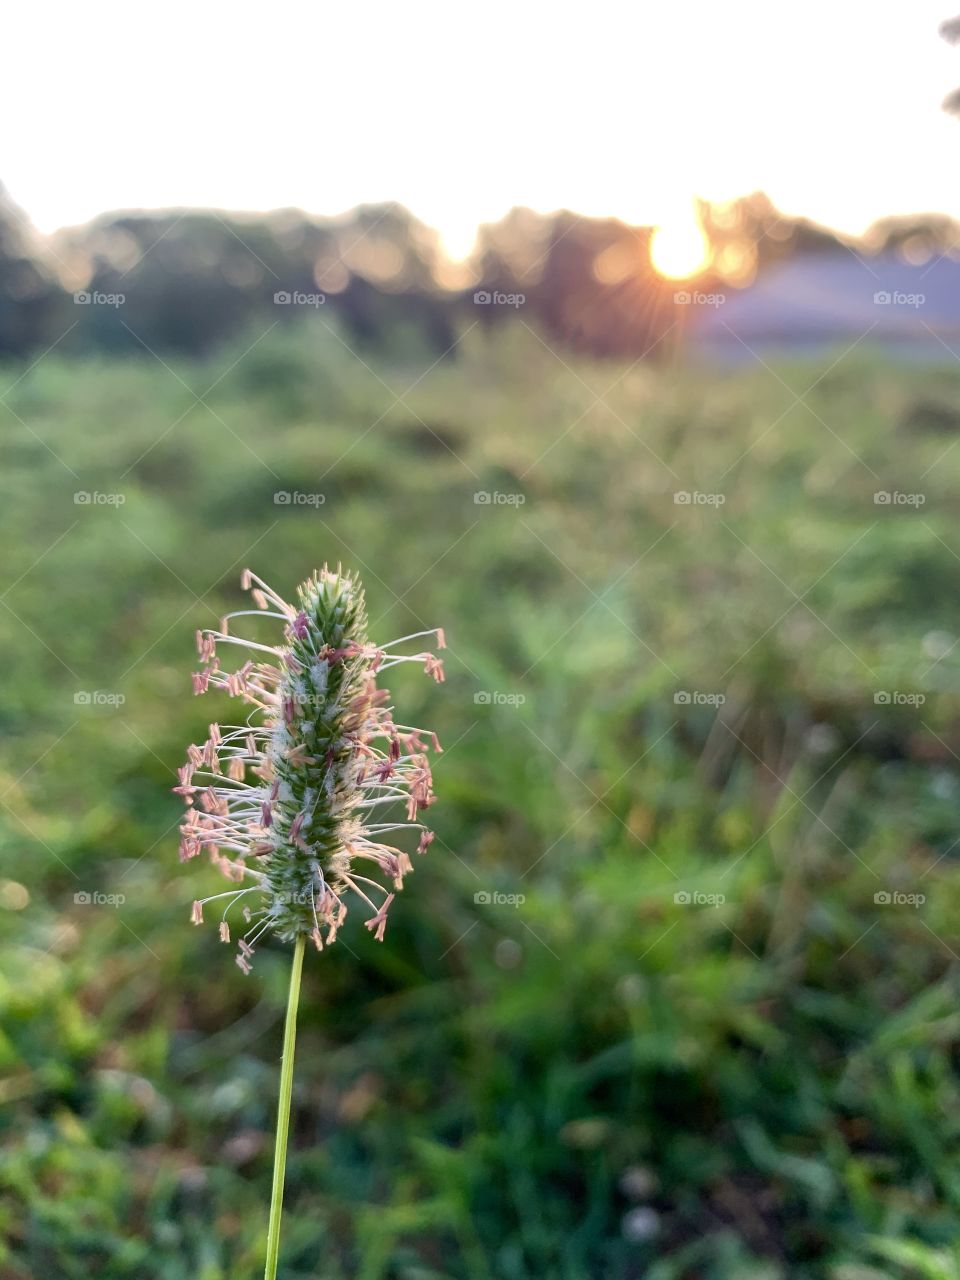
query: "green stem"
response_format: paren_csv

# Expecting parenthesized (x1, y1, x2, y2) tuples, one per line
(264, 934, 306, 1280)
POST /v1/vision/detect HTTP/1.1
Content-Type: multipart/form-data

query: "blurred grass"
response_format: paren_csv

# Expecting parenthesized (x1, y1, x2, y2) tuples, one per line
(2, 319, 960, 1277)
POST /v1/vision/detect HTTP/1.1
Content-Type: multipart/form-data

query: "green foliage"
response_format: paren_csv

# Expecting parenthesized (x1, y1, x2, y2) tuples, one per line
(1, 319, 960, 1277)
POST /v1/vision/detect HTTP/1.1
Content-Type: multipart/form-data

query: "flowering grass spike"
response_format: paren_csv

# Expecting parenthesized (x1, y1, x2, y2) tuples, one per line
(178, 565, 445, 972)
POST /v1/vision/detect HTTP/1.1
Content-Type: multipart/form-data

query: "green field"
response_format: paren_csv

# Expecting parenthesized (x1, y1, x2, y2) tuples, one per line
(3, 319, 960, 1279)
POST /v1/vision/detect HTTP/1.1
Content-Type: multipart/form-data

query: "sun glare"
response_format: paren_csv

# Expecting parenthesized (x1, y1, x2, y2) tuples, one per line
(650, 217, 712, 280)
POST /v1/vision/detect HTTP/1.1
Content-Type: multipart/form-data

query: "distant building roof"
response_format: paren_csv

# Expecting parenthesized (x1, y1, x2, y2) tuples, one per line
(688, 252, 960, 361)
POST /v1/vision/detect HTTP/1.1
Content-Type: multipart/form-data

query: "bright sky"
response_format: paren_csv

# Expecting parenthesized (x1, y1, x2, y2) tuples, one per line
(5, 0, 960, 260)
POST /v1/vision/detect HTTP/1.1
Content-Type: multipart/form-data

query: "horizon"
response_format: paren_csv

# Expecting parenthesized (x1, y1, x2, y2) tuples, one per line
(13, 189, 960, 289)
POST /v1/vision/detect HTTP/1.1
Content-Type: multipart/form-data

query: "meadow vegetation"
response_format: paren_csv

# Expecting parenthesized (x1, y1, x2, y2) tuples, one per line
(2, 318, 960, 1278)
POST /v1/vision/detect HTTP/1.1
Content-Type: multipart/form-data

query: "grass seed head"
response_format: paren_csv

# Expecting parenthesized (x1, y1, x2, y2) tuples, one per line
(177, 566, 445, 971)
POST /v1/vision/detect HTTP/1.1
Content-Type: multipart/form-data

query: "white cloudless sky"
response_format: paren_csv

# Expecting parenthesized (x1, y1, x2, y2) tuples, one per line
(4, 0, 960, 256)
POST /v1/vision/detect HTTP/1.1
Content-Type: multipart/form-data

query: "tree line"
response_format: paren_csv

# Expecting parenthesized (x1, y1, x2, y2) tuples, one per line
(1, 185, 957, 362)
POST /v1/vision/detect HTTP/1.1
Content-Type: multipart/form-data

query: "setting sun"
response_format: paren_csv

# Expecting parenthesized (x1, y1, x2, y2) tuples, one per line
(650, 215, 712, 279)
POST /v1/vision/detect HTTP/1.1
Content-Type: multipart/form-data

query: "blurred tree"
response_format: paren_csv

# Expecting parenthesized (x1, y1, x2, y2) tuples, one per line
(53, 203, 458, 358)
(58, 211, 329, 355)
(863, 212, 960, 262)
(469, 208, 676, 358)
(940, 14, 960, 114)
(534, 213, 671, 356)
(0, 190, 940, 366)
(0, 183, 61, 358)
(701, 192, 850, 289)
